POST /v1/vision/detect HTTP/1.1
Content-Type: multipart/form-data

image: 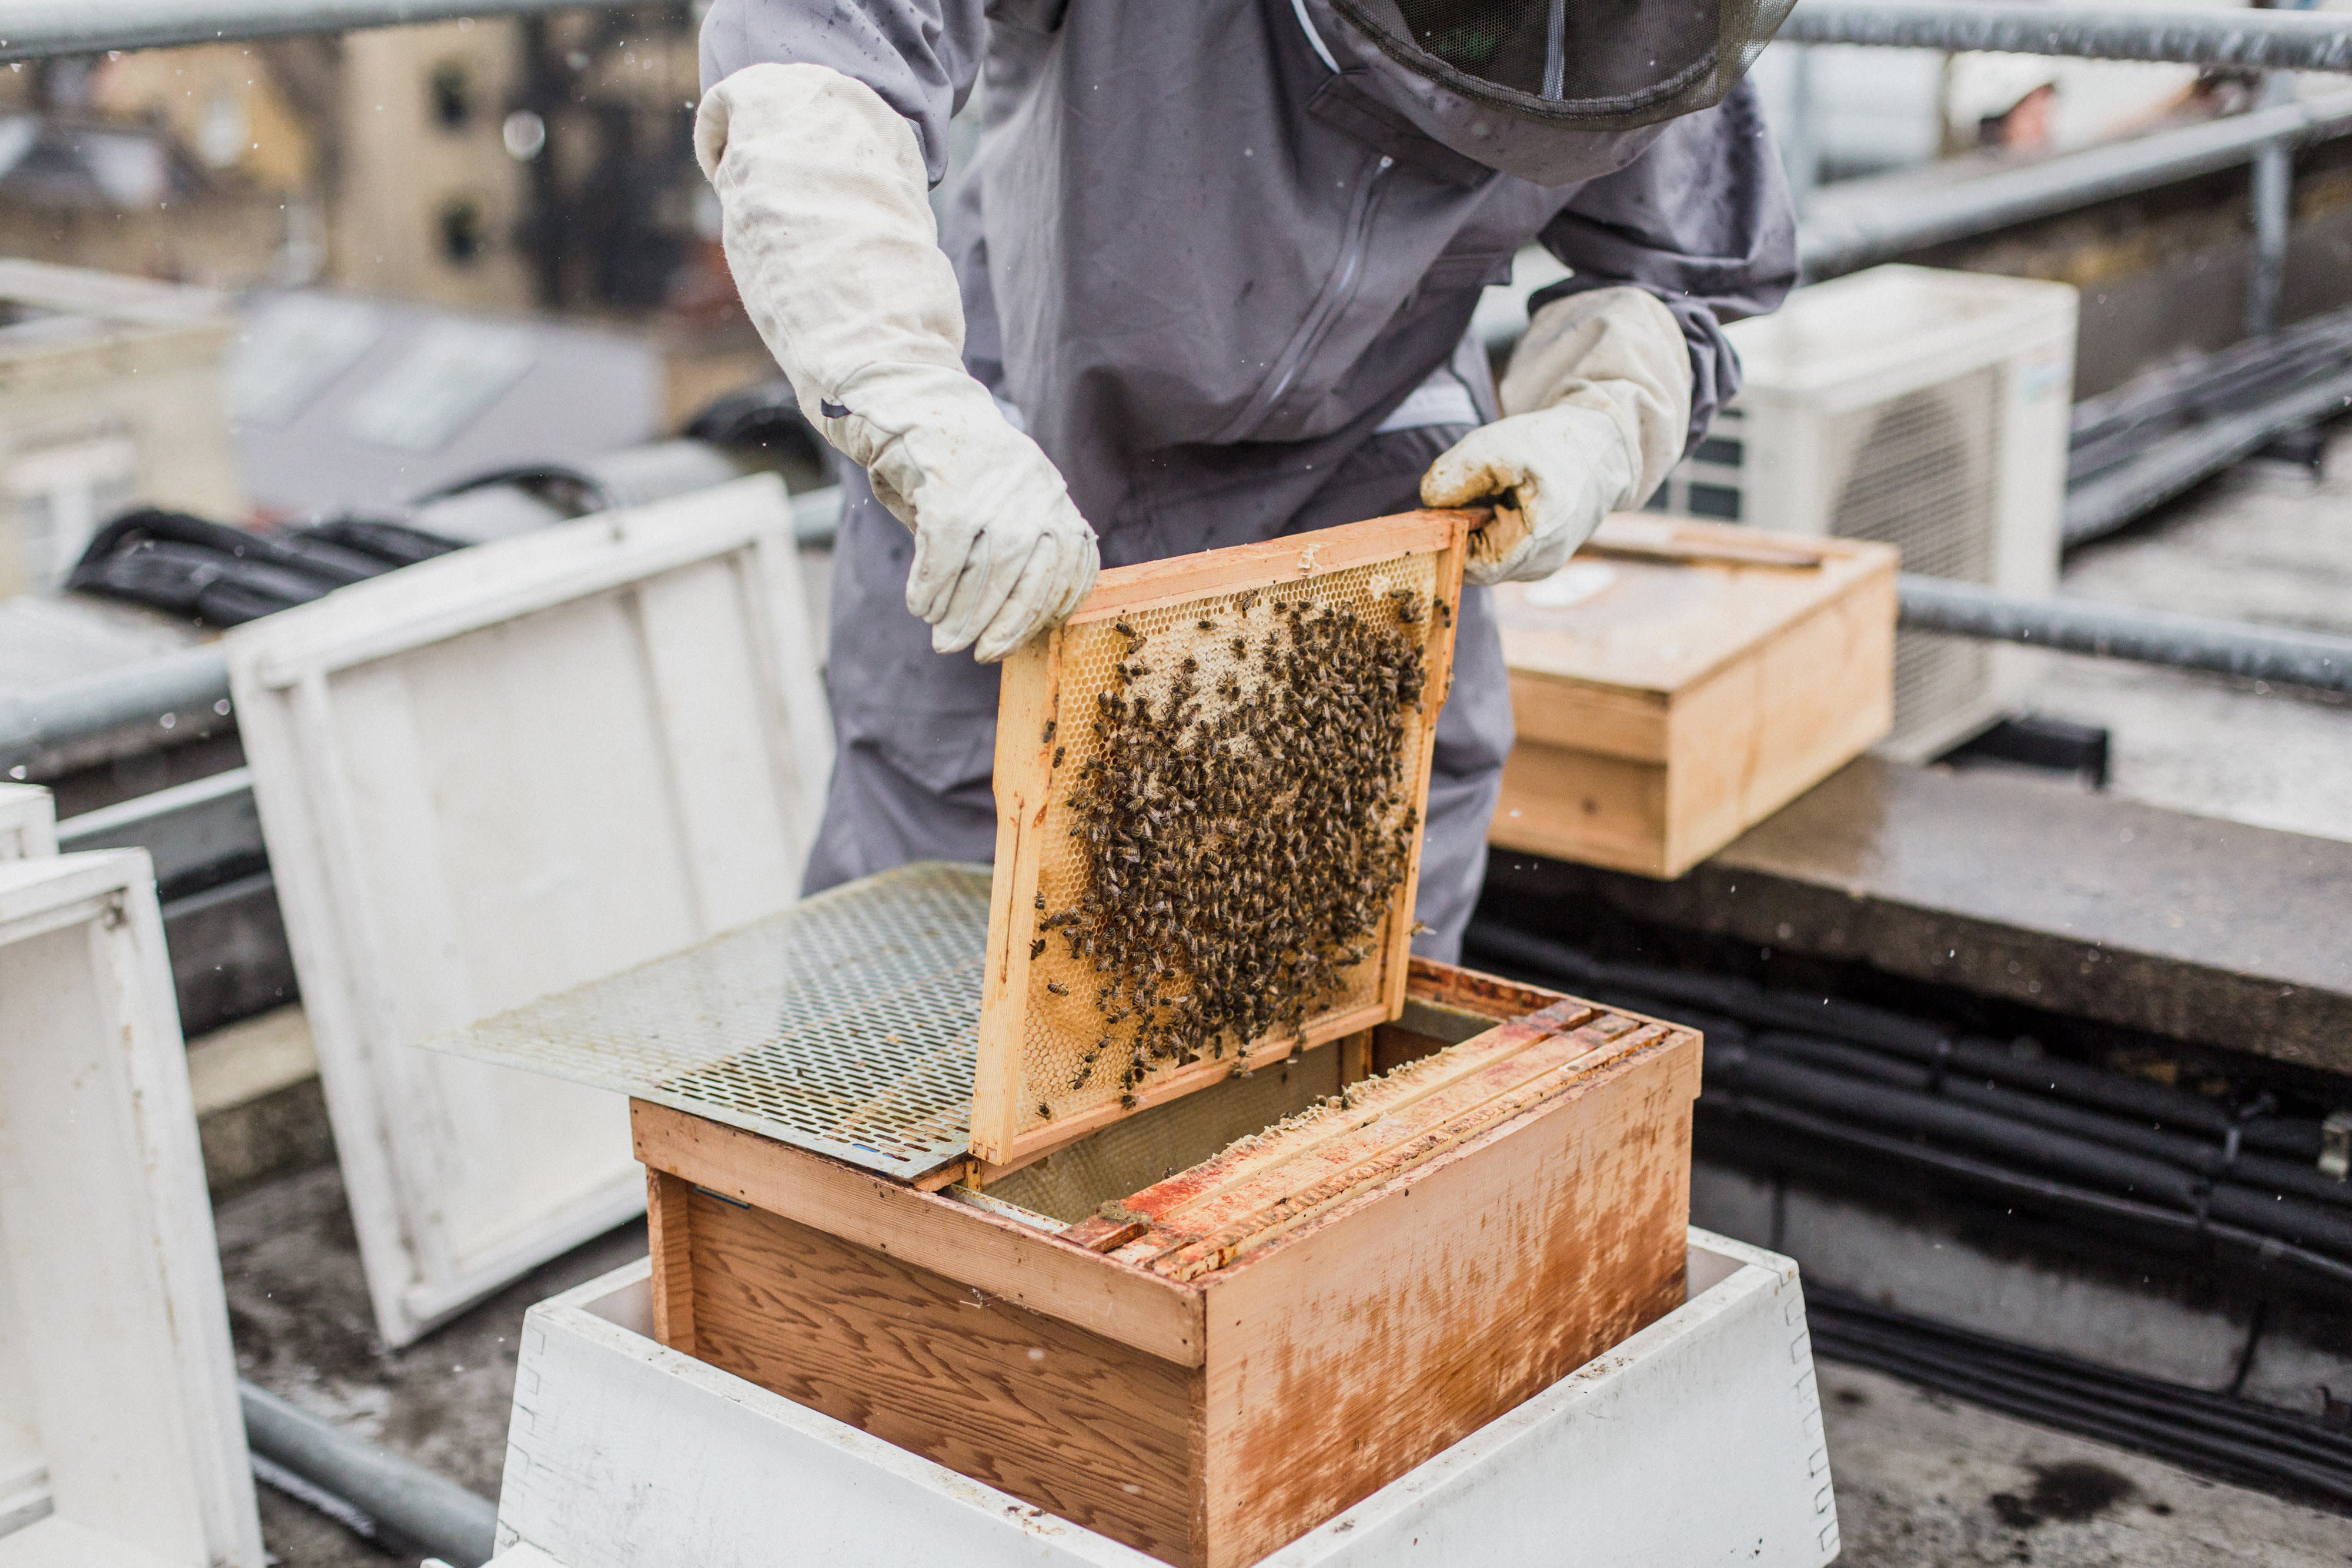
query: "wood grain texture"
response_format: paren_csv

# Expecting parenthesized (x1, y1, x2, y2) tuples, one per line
(1069, 511, 1473, 624)
(1101, 999, 1604, 1245)
(645, 1168, 694, 1356)
(1197, 1026, 1702, 1568)
(1488, 520, 1897, 880)
(1148, 1022, 1668, 1282)
(632, 1100, 1205, 1366)
(973, 510, 1473, 1168)
(685, 1190, 1205, 1565)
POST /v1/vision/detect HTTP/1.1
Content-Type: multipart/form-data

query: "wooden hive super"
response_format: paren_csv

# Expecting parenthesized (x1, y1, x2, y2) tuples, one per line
(634, 957, 1698, 1568)
(440, 511, 1705, 1568)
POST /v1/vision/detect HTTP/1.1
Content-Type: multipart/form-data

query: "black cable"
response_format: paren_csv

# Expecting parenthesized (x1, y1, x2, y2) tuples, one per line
(1460, 921, 2352, 1295)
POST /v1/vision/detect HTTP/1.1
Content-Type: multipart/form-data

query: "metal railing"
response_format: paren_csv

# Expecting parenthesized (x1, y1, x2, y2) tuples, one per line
(1783, 2, 2352, 72)
(1898, 576, 2352, 695)
(1799, 85, 2352, 276)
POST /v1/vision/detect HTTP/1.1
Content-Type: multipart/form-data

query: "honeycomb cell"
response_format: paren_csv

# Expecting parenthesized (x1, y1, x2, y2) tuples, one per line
(1018, 554, 1449, 1133)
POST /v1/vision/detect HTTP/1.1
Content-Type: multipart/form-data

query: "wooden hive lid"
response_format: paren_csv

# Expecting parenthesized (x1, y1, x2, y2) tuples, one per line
(1495, 516, 1897, 698)
(969, 511, 1473, 1166)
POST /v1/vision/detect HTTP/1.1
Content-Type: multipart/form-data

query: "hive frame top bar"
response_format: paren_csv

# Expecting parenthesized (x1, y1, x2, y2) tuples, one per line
(430, 862, 991, 1183)
(971, 510, 1474, 1168)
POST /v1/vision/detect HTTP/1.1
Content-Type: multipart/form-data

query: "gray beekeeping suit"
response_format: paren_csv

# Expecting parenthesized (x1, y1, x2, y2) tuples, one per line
(700, 0, 1797, 960)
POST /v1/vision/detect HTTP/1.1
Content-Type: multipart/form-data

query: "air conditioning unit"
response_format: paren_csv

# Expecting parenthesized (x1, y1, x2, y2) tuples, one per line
(1651, 264, 2077, 760)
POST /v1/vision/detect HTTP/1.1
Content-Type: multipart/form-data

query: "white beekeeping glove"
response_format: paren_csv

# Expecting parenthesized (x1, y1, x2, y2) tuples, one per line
(1422, 286, 1693, 586)
(697, 62, 1098, 661)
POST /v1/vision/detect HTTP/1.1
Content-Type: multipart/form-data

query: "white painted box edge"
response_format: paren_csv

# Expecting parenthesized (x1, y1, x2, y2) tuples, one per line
(490, 1228, 1838, 1568)
(0, 852, 263, 1568)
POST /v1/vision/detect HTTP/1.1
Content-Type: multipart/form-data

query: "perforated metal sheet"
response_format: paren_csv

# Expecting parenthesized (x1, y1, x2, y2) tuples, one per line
(430, 862, 990, 1181)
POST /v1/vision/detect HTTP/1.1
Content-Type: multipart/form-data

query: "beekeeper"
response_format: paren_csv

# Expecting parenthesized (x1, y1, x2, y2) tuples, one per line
(697, 1, 1798, 958)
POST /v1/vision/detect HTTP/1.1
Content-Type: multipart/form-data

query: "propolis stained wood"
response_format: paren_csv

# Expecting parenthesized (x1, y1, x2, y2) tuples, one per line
(632, 958, 1701, 1568)
(1490, 516, 1897, 878)
(971, 511, 1472, 1168)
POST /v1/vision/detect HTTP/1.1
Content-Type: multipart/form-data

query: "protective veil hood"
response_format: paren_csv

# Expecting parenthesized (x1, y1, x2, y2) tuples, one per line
(1299, 0, 1790, 184)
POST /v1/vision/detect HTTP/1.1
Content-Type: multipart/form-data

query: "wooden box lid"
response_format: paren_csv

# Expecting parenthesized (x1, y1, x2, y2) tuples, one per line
(1495, 517, 1898, 702)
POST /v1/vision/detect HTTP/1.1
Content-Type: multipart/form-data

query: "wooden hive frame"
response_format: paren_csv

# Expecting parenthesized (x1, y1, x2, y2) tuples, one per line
(972, 511, 1472, 1166)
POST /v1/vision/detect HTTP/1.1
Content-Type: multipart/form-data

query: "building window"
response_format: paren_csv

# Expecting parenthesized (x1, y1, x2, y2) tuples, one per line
(439, 197, 486, 265)
(431, 62, 473, 130)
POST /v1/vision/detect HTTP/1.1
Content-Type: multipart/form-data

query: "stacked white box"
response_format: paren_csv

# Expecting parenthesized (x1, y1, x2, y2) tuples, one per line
(0, 851, 263, 1568)
(227, 474, 832, 1345)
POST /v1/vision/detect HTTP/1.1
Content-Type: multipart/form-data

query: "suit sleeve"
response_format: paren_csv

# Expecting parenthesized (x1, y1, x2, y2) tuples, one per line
(699, 0, 991, 184)
(1532, 81, 1799, 450)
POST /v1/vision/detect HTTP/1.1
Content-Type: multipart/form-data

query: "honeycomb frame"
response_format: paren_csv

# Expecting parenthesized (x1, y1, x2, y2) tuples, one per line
(971, 510, 1472, 1167)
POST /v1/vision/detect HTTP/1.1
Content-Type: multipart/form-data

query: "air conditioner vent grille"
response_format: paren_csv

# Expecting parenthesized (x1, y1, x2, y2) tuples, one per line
(1823, 368, 2004, 748)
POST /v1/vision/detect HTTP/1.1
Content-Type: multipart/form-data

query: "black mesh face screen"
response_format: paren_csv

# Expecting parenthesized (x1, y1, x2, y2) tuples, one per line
(1335, 0, 1789, 128)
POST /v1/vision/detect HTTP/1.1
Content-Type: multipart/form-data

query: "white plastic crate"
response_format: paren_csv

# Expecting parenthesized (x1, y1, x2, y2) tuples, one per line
(0, 788, 54, 861)
(486, 1231, 1839, 1568)
(226, 474, 831, 1346)
(0, 851, 263, 1568)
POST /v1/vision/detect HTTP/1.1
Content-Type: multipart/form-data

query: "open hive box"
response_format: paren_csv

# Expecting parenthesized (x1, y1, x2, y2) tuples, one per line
(442, 513, 1703, 1568)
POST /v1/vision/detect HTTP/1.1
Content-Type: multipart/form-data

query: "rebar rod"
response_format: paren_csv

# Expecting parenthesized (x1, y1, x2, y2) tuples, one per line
(1782, 2, 2352, 72)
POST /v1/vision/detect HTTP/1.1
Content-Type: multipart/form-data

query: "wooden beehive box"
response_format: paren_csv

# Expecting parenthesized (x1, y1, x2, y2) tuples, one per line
(633, 956, 1699, 1568)
(1489, 517, 1897, 878)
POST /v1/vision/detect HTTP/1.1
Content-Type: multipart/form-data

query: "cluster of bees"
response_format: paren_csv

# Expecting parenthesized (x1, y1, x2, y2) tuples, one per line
(1033, 583, 1436, 1115)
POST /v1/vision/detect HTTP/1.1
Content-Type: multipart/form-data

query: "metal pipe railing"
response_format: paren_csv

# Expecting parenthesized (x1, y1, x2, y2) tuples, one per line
(0, 0, 622, 60)
(3, 0, 2345, 65)
(1782, 2, 2352, 72)
(1800, 86, 2352, 275)
(1898, 575, 2352, 695)
(0, 647, 232, 776)
(241, 1381, 497, 1566)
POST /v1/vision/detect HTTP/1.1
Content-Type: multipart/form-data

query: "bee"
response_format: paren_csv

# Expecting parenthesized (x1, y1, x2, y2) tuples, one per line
(1030, 938, 1047, 959)
(1047, 981, 1069, 996)
(1043, 718, 1057, 744)
(1120, 1092, 1140, 1109)
(1052, 745, 1065, 768)
(1037, 1102, 1054, 1119)
(1197, 618, 1216, 631)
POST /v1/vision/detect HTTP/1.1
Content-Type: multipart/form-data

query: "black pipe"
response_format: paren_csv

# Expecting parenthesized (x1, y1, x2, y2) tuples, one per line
(1461, 921, 2352, 1293)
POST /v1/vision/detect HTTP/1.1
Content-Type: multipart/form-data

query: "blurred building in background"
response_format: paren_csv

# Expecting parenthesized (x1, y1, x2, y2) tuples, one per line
(0, 3, 763, 437)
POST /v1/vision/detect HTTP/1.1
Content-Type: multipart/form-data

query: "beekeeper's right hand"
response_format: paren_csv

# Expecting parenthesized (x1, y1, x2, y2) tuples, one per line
(697, 63, 1098, 663)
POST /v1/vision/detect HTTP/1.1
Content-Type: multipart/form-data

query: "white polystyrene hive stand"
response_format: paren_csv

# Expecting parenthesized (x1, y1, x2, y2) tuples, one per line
(226, 475, 833, 1346)
(484, 1230, 1839, 1568)
(0, 850, 265, 1568)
